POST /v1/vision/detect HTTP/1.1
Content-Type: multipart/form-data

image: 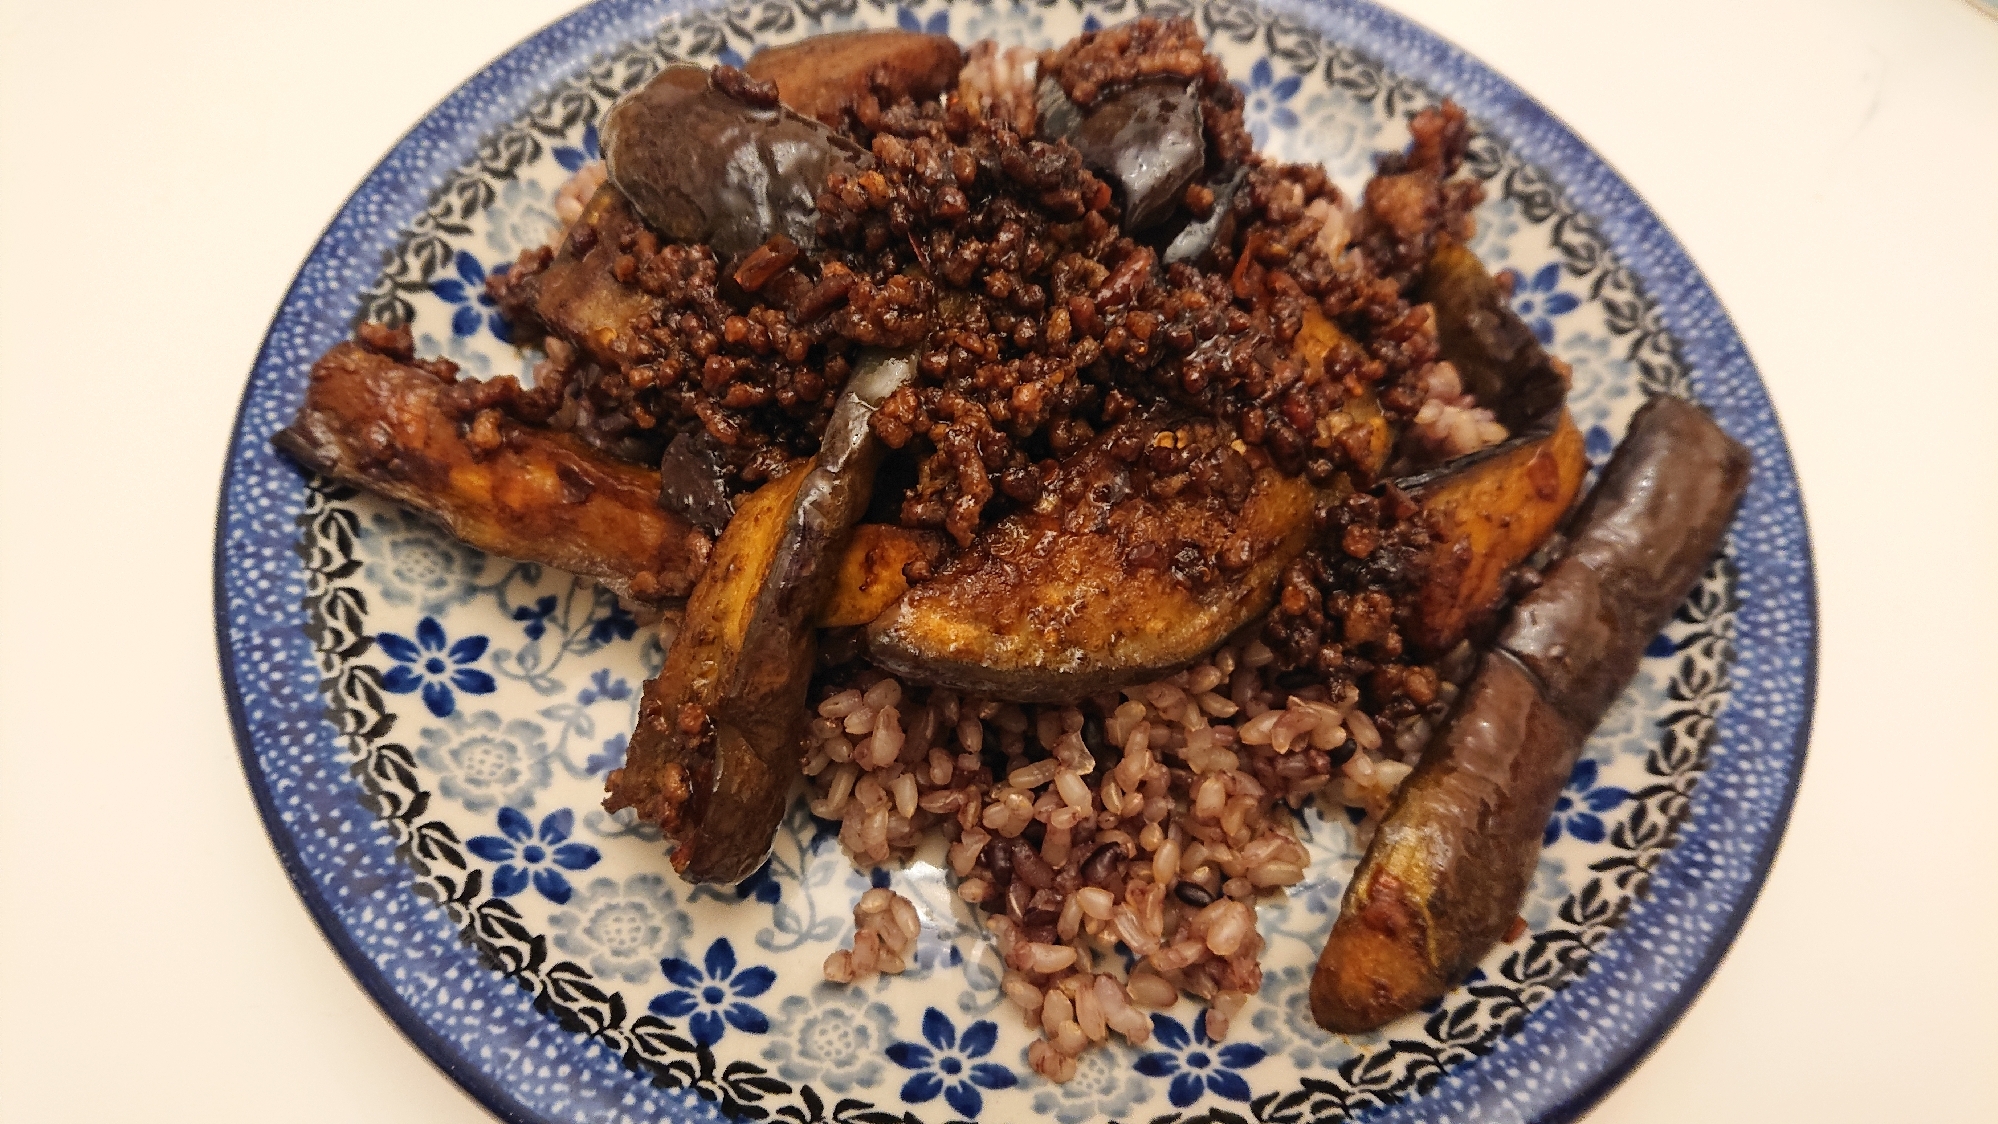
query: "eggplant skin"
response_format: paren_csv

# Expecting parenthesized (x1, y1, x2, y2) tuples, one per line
(1419, 241, 1568, 432)
(866, 418, 1318, 703)
(271, 340, 710, 605)
(605, 352, 917, 884)
(601, 63, 868, 262)
(1310, 649, 1579, 1033)
(1311, 394, 1750, 1033)
(1499, 395, 1752, 728)
(745, 30, 963, 128)
(1037, 78, 1205, 233)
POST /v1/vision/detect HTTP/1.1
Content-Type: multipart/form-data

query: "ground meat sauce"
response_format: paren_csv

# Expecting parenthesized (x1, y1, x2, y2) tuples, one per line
(486, 16, 1484, 711)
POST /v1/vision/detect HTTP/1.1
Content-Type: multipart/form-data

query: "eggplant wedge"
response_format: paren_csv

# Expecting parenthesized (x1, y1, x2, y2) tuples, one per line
(1037, 78, 1206, 233)
(1310, 395, 1749, 1033)
(745, 29, 963, 129)
(272, 339, 710, 605)
(867, 417, 1319, 702)
(601, 63, 868, 263)
(820, 524, 944, 629)
(1398, 411, 1588, 657)
(605, 351, 916, 883)
(1419, 241, 1568, 432)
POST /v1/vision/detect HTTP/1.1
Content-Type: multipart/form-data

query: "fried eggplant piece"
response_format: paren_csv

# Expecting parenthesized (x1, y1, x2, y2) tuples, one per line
(531, 184, 657, 372)
(1037, 78, 1206, 233)
(820, 524, 944, 629)
(745, 30, 963, 129)
(1310, 395, 1749, 1033)
(605, 351, 916, 883)
(1398, 411, 1588, 657)
(1419, 241, 1568, 432)
(271, 341, 709, 605)
(657, 428, 741, 536)
(1498, 396, 1753, 730)
(867, 417, 1318, 702)
(601, 63, 868, 263)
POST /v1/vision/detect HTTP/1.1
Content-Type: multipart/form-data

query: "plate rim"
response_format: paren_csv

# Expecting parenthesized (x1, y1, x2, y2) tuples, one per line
(212, 1, 1819, 1122)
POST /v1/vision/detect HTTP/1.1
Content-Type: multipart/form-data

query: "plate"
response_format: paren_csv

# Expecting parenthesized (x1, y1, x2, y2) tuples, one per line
(214, 2, 1817, 1121)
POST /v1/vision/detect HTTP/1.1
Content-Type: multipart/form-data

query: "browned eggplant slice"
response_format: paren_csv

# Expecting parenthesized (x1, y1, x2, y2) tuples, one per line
(866, 416, 1319, 702)
(1397, 410, 1588, 657)
(1310, 394, 1750, 1032)
(1037, 78, 1205, 233)
(271, 340, 710, 605)
(657, 428, 741, 536)
(819, 524, 944, 629)
(745, 29, 963, 129)
(605, 351, 916, 883)
(1419, 241, 1568, 432)
(601, 63, 868, 263)
(531, 184, 657, 372)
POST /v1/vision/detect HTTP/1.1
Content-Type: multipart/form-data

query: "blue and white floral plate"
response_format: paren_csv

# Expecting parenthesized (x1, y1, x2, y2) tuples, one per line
(215, 2, 1816, 1121)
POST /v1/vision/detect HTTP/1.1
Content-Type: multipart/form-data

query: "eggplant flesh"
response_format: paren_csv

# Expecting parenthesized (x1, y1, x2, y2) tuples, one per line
(1037, 78, 1205, 233)
(1310, 394, 1750, 1033)
(1398, 410, 1588, 658)
(866, 415, 1318, 702)
(605, 351, 916, 883)
(601, 63, 868, 263)
(271, 340, 710, 605)
(745, 30, 963, 128)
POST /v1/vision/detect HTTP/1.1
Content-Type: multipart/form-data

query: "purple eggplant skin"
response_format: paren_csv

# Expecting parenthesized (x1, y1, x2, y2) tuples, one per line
(1311, 394, 1750, 1033)
(606, 349, 917, 885)
(1037, 77, 1205, 233)
(600, 63, 868, 263)
(1163, 167, 1246, 266)
(1498, 394, 1753, 729)
(1418, 241, 1568, 433)
(657, 428, 740, 536)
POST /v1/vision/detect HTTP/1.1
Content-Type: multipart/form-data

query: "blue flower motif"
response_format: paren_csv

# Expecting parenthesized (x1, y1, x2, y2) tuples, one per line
(552, 122, 600, 173)
(589, 602, 639, 647)
(429, 250, 512, 342)
(358, 509, 488, 615)
(896, 6, 948, 36)
(550, 873, 690, 983)
(1082, 12, 1102, 32)
(1030, 1040, 1152, 1124)
(1235, 57, 1301, 147)
(763, 987, 898, 1094)
(1544, 757, 1630, 845)
(1498, 262, 1580, 345)
(887, 1008, 1016, 1119)
(468, 807, 601, 904)
(1135, 1012, 1266, 1107)
(650, 938, 777, 1047)
(716, 45, 746, 69)
(512, 594, 558, 640)
(378, 616, 496, 717)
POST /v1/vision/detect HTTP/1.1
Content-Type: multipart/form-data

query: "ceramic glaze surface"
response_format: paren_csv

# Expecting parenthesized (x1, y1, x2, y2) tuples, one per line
(215, 2, 1816, 1122)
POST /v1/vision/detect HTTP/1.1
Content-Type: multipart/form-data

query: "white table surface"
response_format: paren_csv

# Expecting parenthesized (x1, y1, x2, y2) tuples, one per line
(2, 1, 1994, 1120)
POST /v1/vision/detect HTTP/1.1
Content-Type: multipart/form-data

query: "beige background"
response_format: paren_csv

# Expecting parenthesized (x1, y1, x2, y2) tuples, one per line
(3, 0, 1994, 1120)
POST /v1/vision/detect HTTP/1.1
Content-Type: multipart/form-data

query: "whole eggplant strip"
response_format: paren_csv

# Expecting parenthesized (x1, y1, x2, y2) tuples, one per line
(1310, 395, 1750, 1033)
(606, 351, 917, 883)
(272, 341, 710, 605)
